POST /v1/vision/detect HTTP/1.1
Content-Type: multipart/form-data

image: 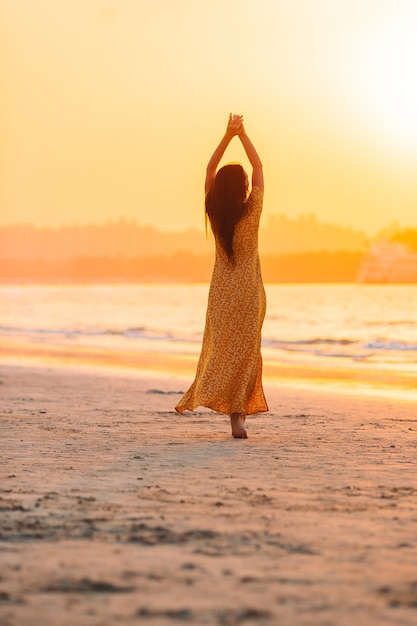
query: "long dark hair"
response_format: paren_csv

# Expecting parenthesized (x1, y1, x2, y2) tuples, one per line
(205, 163, 248, 264)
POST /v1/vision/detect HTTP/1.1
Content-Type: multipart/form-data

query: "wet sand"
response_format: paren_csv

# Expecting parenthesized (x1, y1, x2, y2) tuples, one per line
(1, 362, 417, 626)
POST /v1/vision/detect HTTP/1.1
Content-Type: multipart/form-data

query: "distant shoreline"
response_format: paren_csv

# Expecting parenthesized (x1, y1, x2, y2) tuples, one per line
(0, 251, 364, 283)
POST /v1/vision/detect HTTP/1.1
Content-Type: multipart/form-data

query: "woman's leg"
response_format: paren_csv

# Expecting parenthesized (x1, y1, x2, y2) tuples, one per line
(230, 413, 247, 439)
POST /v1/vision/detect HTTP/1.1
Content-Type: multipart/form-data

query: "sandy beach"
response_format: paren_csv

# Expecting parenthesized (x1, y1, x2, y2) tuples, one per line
(1, 360, 417, 626)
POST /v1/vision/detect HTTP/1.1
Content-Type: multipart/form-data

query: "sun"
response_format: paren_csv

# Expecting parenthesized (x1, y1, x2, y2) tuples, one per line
(360, 17, 417, 154)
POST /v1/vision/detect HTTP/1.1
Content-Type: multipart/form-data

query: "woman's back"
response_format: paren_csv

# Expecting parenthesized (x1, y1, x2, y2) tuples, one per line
(212, 187, 263, 283)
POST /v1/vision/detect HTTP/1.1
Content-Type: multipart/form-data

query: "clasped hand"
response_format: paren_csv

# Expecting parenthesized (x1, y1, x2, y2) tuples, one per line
(226, 113, 244, 137)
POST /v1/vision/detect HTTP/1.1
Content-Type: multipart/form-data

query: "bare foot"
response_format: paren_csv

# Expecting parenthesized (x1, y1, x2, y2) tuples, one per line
(230, 413, 248, 439)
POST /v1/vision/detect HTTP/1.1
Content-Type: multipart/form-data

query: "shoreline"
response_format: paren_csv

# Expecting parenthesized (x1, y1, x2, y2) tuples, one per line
(2, 336, 417, 402)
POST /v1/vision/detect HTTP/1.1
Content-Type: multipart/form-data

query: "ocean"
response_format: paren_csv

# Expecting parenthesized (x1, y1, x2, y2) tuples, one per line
(1, 283, 417, 394)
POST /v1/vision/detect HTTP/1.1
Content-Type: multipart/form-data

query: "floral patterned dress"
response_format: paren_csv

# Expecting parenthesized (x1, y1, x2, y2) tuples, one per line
(175, 186, 268, 416)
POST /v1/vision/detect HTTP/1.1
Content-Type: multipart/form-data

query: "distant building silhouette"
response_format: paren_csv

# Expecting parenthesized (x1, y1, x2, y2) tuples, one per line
(358, 241, 417, 283)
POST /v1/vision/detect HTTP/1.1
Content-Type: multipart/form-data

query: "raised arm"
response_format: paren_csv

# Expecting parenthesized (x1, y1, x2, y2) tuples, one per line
(238, 127, 264, 192)
(205, 114, 243, 194)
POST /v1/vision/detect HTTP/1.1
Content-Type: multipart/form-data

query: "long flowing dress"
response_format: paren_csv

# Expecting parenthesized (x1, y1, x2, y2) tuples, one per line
(175, 186, 268, 416)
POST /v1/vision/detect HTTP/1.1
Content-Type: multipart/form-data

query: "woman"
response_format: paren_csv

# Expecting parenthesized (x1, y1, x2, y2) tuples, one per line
(175, 114, 268, 438)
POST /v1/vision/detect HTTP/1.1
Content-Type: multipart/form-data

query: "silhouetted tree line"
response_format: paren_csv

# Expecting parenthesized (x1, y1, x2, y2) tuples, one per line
(0, 251, 363, 283)
(0, 217, 367, 260)
(391, 229, 417, 252)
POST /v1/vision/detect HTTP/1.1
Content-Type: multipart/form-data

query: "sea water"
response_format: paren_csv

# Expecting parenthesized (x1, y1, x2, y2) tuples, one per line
(1, 283, 417, 378)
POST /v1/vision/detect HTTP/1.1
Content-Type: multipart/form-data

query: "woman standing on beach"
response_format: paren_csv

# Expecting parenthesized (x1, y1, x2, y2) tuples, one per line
(175, 114, 268, 438)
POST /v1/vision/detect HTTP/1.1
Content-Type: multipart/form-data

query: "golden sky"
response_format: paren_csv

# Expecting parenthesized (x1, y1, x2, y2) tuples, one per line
(1, 0, 417, 233)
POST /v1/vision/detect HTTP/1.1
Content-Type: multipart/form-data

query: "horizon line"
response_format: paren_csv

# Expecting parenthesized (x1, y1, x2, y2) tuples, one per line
(0, 215, 413, 236)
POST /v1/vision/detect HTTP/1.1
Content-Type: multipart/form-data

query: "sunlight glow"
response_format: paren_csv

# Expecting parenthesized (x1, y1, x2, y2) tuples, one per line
(363, 19, 417, 152)
(2, 0, 417, 232)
